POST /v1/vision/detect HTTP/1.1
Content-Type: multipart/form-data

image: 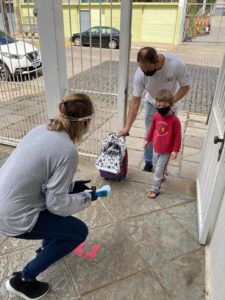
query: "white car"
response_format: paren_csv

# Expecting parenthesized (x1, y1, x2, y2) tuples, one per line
(0, 30, 42, 81)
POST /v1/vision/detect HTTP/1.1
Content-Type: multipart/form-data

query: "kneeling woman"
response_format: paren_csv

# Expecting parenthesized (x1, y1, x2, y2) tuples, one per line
(0, 93, 97, 300)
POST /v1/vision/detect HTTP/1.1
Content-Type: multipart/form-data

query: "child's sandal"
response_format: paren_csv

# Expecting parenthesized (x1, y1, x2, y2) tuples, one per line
(147, 191, 160, 199)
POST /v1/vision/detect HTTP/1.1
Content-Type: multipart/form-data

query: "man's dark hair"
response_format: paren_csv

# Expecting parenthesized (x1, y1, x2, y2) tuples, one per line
(137, 47, 158, 64)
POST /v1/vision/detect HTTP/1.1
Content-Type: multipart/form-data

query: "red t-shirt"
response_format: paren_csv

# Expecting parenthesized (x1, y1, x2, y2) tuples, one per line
(146, 112, 181, 154)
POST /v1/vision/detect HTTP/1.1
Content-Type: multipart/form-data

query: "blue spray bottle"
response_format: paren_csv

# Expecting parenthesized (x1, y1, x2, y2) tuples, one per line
(95, 185, 111, 198)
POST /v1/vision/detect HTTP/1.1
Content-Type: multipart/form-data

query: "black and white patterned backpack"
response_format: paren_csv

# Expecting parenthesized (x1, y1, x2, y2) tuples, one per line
(95, 132, 128, 180)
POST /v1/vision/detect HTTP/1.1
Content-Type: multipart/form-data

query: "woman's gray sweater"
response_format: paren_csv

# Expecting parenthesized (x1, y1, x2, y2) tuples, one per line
(0, 125, 91, 236)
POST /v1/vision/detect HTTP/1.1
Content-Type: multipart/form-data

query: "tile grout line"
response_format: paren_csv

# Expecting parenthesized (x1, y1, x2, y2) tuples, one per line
(148, 247, 205, 270)
(79, 268, 159, 298)
(121, 222, 171, 299)
(117, 221, 202, 299)
(0, 243, 41, 258)
(64, 258, 81, 299)
(164, 206, 201, 244)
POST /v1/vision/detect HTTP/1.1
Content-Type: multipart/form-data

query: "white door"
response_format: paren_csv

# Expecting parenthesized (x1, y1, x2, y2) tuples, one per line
(197, 54, 225, 245)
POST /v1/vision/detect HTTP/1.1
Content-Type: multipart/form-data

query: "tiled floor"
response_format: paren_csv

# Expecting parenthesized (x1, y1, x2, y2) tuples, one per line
(0, 158, 205, 300)
(0, 86, 208, 300)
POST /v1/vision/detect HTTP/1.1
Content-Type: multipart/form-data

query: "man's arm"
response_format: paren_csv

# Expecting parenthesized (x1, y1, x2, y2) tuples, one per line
(118, 96, 141, 137)
(173, 85, 190, 104)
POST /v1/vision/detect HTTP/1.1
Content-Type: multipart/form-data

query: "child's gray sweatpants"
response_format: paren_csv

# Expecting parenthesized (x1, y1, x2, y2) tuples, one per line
(151, 150, 170, 193)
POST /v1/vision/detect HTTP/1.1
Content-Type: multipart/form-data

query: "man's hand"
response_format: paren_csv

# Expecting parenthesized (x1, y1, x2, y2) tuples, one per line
(70, 180, 91, 194)
(117, 96, 141, 137)
(170, 152, 177, 160)
(173, 85, 189, 104)
(144, 141, 149, 148)
(117, 127, 130, 137)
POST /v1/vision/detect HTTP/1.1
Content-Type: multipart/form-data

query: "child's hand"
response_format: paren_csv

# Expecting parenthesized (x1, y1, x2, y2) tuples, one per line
(144, 141, 149, 148)
(170, 151, 177, 160)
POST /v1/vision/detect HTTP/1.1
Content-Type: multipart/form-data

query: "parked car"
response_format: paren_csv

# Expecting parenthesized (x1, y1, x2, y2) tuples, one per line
(0, 30, 42, 81)
(71, 26, 120, 49)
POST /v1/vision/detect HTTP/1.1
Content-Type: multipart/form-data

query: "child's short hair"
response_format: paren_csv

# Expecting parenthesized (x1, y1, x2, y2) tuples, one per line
(155, 89, 174, 106)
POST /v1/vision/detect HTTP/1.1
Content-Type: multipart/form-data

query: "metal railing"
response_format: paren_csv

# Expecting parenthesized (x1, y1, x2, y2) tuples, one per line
(65, 0, 131, 157)
(0, 0, 47, 146)
(0, 0, 131, 159)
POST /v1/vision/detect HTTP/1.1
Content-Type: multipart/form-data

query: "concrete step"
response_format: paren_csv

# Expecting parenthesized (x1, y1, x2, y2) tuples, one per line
(127, 167, 196, 199)
(78, 159, 196, 200)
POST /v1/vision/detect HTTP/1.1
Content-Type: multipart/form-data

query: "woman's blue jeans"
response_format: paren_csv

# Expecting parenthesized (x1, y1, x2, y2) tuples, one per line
(14, 210, 88, 281)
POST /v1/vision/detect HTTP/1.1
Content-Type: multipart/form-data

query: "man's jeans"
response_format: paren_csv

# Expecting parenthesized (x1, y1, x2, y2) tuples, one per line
(14, 210, 88, 281)
(144, 101, 157, 165)
(144, 101, 179, 165)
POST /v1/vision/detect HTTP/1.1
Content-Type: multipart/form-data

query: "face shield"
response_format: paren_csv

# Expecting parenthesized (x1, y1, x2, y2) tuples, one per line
(59, 113, 93, 122)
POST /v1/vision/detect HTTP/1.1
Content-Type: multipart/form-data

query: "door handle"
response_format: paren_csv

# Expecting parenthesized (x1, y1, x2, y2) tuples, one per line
(214, 133, 225, 161)
(214, 136, 223, 144)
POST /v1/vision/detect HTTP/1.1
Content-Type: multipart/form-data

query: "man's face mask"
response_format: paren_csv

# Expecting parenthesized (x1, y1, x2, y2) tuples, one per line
(143, 70, 157, 77)
(142, 61, 158, 76)
(157, 106, 170, 116)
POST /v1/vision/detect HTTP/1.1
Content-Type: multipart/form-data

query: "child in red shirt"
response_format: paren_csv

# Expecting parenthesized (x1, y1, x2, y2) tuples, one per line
(144, 89, 181, 199)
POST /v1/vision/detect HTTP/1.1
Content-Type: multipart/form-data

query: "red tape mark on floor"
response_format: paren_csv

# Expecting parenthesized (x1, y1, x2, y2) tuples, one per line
(73, 241, 100, 259)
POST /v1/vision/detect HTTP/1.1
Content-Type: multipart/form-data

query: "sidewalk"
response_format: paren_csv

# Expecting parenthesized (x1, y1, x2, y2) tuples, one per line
(0, 156, 204, 300)
(0, 40, 219, 299)
(0, 110, 206, 299)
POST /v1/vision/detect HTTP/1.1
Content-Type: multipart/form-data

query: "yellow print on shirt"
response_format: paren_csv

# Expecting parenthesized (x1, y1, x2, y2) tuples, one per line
(156, 121, 168, 136)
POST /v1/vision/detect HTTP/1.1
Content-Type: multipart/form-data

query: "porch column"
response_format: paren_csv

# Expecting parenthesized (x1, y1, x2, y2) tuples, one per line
(36, 0, 68, 119)
(117, 1, 132, 131)
(178, 0, 188, 43)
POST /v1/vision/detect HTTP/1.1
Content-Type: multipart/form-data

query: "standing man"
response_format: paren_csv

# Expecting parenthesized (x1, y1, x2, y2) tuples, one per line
(118, 47, 190, 172)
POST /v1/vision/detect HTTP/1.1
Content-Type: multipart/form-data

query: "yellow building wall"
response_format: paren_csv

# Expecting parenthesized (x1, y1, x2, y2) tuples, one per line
(20, 3, 181, 45)
(131, 7, 143, 42)
(62, 4, 121, 38)
(63, 5, 79, 37)
(131, 3, 180, 44)
(141, 5, 178, 43)
(62, 3, 180, 44)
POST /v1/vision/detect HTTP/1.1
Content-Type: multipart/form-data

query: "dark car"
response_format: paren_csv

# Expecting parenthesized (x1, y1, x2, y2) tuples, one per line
(71, 26, 120, 49)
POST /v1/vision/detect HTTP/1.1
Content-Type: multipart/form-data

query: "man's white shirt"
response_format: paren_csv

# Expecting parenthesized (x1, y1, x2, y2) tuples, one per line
(133, 54, 190, 108)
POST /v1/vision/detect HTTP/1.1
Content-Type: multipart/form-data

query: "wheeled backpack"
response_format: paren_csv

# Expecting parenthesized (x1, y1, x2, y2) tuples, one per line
(95, 132, 128, 181)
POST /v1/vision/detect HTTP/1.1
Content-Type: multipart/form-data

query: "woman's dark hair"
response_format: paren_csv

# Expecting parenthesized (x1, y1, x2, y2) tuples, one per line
(137, 47, 158, 64)
(48, 93, 94, 143)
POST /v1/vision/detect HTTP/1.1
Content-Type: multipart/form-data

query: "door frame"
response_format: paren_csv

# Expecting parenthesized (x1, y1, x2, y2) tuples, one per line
(197, 55, 225, 244)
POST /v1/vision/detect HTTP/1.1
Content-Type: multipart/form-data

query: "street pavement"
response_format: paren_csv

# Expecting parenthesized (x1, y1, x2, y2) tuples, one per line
(0, 40, 224, 299)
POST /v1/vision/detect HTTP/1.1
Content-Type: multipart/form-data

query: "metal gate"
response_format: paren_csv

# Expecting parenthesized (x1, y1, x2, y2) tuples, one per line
(197, 54, 225, 244)
(184, 2, 225, 43)
(0, 0, 131, 157)
(62, 0, 131, 158)
(0, 0, 47, 146)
